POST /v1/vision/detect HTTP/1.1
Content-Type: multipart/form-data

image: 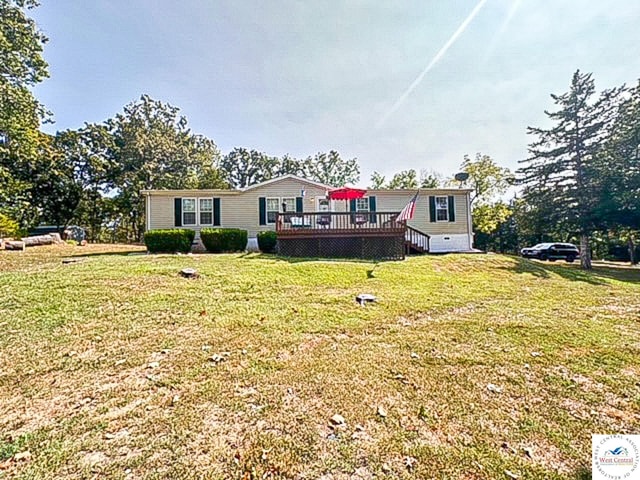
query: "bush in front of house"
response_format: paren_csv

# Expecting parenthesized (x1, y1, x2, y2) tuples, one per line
(144, 229, 195, 253)
(200, 228, 248, 253)
(257, 230, 277, 253)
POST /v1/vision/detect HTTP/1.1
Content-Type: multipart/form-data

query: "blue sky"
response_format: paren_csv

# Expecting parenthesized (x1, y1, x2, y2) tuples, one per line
(33, 0, 640, 186)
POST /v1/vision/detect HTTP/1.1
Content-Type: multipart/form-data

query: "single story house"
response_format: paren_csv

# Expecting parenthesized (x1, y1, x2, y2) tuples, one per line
(142, 174, 474, 254)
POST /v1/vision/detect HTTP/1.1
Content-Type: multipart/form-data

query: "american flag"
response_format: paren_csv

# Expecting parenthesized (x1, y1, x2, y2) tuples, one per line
(397, 191, 419, 222)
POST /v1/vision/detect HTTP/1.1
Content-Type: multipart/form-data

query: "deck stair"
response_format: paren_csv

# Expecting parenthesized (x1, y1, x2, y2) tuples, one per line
(405, 225, 430, 254)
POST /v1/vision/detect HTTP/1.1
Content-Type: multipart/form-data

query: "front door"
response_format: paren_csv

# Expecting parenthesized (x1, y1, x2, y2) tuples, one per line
(317, 197, 332, 227)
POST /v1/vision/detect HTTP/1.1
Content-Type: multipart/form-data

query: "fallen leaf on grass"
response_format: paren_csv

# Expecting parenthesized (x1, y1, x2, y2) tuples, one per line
(404, 456, 417, 470)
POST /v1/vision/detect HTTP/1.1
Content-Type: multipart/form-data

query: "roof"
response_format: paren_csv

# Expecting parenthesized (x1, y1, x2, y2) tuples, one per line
(367, 188, 474, 194)
(141, 175, 472, 195)
(142, 174, 333, 195)
(241, 174, 333, 191)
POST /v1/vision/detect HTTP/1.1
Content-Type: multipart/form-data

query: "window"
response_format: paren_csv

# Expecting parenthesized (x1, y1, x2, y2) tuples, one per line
(281, 197, 295, 213)
(266, 198, 279, 223)
(199, 198, 213, 225)
(435, 196, 449, 221)
(355, 198, 369, 212)
(183, 198, 196, 225)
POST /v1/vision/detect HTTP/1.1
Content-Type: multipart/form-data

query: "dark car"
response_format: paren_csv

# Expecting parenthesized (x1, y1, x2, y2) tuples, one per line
(520, 243, 580, 263)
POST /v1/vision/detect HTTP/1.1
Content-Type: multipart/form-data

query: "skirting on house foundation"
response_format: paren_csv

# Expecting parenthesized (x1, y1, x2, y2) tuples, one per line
(277, 235, 405, 261)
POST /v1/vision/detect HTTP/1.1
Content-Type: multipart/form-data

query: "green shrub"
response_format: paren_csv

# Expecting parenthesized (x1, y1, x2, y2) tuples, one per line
(257, 230, 277, 253)
(144, 229, 195, 253)
(0, 214, 20, 238)
(200, 228, 247, 253)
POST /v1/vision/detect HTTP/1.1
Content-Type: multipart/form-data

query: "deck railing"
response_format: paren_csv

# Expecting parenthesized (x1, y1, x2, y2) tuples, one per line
(275, 211, 404, 236)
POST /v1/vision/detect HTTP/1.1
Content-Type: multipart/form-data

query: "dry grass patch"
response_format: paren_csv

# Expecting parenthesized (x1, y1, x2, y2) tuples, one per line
(1, 245, 639, 478)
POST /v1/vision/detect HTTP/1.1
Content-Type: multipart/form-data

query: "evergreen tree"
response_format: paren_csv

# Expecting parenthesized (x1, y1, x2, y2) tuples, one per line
(518, 70, 624, 269)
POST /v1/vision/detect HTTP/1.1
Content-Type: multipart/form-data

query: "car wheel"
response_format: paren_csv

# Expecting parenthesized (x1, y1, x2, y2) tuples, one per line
(566, 255, 575, 263)
(540, 253, 548, 261)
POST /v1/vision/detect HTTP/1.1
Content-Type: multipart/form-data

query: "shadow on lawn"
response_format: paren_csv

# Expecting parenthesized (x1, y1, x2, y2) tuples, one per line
(238, 252, 385, 266)
(69, 250, 145, 258)
(572, 465, 592, 480)
(506, 256, 640, 285)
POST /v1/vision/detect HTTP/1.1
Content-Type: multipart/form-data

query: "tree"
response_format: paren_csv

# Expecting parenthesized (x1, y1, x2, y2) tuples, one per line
(369, 171, 386, 189)
(386, 169, 418, 189)
(54, 125, 116, 240)
(419, 169, 442, 188)
(0, 0, 49, 227)
(221, 148, 280, 188)
(369, 168, 440, 189)
(519, 70, 624, 269)
(459, 153, 513, 206)
(594, 80, 640, 263)
(302, 151, 359, 187)
(107, 95, 225, 241)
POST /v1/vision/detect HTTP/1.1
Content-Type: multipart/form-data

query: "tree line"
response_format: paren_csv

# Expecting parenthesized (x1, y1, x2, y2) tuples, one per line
(1, 2, 639, 268)
(0, 3, 360, 242)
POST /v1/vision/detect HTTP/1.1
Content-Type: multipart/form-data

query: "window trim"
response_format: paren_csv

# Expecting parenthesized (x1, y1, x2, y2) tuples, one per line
(355, 197, 369, 212)
(182, 197, 197, 226)
(281, 197, 296, 214)
(199, 198, 214, 226)
(435, 196, 449, 222)
(266, 197, 280, 224)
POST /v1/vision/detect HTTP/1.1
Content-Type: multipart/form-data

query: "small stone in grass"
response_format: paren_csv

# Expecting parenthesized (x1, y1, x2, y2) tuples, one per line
(171, 394, 180, 405)
(180, 268, 198, 278)
(410, 352, 419, 359)
(377, 406, 387, 418)
(523, 447, 533, 458)
(115, 359, 126, 366)
(381, 463, 392, 473)
(209, 354, 226, 363)
(147, 361, 160, 369)
(487, 383, 503, 393)
(531, 351, 542, 357)
(13, 451, 31, 461)
(330, 414, 346, 426)
(505, 470, 520, 479)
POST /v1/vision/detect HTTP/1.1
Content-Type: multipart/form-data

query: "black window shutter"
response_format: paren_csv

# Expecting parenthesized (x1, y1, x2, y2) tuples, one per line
(296, 197, 303, 213)
(369, 196, 377, 223)
(174, 198, 182, 226)
(213, 198, 221, 226)
(448, 196, 455, 222)
(429, 196, 436, 222)
(259, 197, 266, 225)
(349, 199, 357, 224)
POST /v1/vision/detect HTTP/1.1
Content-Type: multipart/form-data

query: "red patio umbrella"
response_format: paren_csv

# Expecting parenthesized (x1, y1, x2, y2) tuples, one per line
(327, 187, 367, 201)
(327, 187, 368, 225)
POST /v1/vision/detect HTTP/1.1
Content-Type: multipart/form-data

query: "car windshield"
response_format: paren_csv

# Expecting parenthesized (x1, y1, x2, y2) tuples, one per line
(532, 243, 552, 249)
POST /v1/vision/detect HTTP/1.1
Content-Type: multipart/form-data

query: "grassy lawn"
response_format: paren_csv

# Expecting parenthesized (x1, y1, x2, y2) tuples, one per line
(1, 245, 639, 479)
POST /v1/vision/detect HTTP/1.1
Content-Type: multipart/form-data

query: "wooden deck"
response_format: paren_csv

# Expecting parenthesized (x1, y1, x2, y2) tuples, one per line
(276, 211, 405, 238)
(275, 211, 429, 260)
